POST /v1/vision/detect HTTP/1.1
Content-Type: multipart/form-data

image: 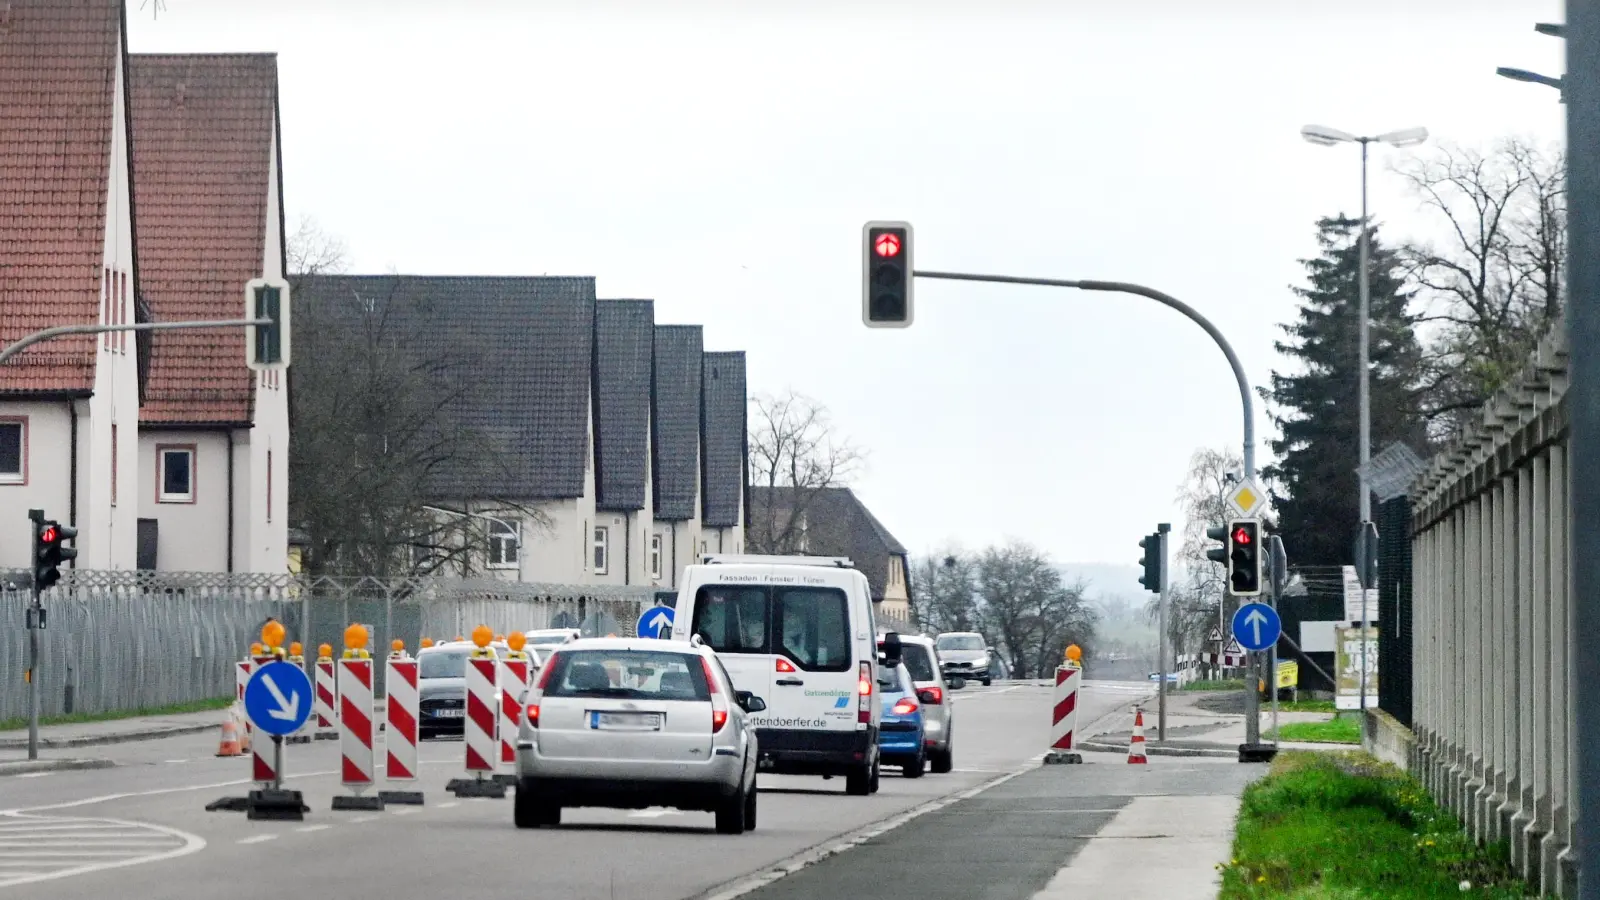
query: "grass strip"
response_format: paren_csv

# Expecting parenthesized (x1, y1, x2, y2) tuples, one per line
(1220, 751, 1530, 898)
(1267, 716, 1361, 745)
(0, 696, 232, 732)
(1183, 679, 1247, 692)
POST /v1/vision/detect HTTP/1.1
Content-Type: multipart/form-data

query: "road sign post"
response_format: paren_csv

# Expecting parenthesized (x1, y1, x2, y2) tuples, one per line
(637, 605, 675, 639)
(240, 660, 313, 821)
(1232, 601, 1281, 763)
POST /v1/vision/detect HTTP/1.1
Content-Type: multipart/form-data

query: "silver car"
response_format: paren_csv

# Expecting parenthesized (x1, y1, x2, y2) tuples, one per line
(891, 635, 954, 773)
(513, 636, 765, 834)
(935, 631, 992, 686)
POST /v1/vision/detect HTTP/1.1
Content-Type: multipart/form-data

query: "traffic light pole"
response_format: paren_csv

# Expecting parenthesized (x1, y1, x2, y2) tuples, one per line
(26, 508, 43, 761)
(913, 271, 1265, 753)
(0, 317, 270, 367)
(1157, 523, 1171, 742)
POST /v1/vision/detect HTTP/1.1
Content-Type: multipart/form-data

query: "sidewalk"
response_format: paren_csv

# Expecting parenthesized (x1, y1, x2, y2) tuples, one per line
(1078, 689, 1353, 756)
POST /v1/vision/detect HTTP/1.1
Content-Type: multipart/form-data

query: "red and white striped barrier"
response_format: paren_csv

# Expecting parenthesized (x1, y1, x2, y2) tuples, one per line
(1050, 661, 1081, 752)
(314, 653, 339, 741)
(445, 640, 508, 798)
(286, 650, 312, 744)
(333, 653, 383, 810)
(1127, 707, 1148, 764)
(498, 653, 532, 776)
(234, 657, 252, 753)
(250, 652, 276, 784)
(381, 648, 423, 804)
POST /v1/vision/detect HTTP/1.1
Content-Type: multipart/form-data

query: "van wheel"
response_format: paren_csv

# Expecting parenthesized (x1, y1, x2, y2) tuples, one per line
(869, 758, 881, 793)
(931, 746, 954, 774)
(715, 788, 748, 834)
(846, 758, 875, 796)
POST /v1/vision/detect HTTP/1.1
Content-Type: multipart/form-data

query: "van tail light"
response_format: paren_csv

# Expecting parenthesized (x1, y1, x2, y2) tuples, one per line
(892, 697, 918, 715)
(702, 657, 730, 733)
(921, 686, 943, 705)
(525, 703, 540, 727)
(776, 658, 796, 673)
(858, 661, 872, 724)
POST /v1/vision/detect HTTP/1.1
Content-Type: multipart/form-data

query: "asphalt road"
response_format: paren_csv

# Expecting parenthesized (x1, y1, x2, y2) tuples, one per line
(0, 680, 1151, 900)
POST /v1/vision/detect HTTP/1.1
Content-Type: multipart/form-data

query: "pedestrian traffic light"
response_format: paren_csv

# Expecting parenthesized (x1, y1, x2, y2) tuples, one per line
(245, 277, 291, 370)
(1137, 533, 1162, 594)
(1229, 519, 1261, 596)
(33, 519, 77, 591)
(862, 220, 913, 328)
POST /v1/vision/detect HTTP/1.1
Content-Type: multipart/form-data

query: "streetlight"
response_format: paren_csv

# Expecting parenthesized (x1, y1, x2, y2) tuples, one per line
(1495, 22, 1565, 100)
(1299, 124, 1428, 530)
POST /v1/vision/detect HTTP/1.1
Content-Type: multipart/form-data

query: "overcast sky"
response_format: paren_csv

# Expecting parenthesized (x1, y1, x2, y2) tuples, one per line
(127, 0, 1565, 569)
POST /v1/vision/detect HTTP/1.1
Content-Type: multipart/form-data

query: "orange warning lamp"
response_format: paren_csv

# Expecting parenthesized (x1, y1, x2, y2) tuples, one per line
(392, 639, 405, 653)
(344, 623, 368, 651)
(472, 625, 493, 648)
(507, 632, 527, 652)
(318, 643, 333, 659)
(289, 642, 303, 657)
(1065, 645, 1082, 664)
(261, 621, 286, 649)
(250, 642, 264, 656)
(421, 638, 434, 649)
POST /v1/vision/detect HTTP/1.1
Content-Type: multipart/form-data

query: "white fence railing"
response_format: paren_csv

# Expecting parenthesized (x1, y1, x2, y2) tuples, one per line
(1408, 325, 1574, 896)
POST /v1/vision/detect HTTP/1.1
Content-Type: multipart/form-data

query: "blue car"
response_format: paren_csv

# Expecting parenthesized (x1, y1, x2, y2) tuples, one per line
(876, 662, 927, 778)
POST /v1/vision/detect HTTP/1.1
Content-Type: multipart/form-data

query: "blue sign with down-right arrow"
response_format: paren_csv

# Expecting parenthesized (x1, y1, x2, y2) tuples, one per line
(1231, 602, 1281, 653)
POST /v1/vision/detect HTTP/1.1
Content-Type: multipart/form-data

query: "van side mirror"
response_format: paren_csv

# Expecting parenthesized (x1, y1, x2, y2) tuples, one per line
(879, 632, 903, 666)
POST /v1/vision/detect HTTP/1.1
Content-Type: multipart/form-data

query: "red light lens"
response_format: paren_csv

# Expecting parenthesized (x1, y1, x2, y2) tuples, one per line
(922, 687, 943, 705)
(1233, 528, 1251, 544)
(40, 526, 56, 543)
(712, 708, 728, 732)
(874, 233, 901, 258)
(533, 655, 557, 690)
(892, 698, 918, 715)
(525, 703, 540, 727)
(775, 658, 796, 673)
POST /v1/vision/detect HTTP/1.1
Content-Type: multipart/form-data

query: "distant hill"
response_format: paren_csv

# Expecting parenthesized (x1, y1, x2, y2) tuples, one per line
(1057, 563, 1141, 599)
(1058, 563, 1156, 656)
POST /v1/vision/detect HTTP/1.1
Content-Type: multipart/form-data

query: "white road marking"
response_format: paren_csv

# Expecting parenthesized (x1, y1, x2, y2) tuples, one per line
(389, 808, 420, 816)
(164, 759, 190, 764)
(14, 774, 50, 780)
(0, 813, 204, 890)
(295, 825, 330, 833)
(436, 802, 459, 809)
(236, 835, 277, 845)
(626, 809, 682, 818)
(348, 815, 377, 823)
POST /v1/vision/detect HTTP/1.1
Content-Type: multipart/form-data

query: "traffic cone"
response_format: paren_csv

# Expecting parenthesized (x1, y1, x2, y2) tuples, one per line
(233, 703, 251, 752)
(215, 717, 244, 757)
(1127, 707, 1148, 764)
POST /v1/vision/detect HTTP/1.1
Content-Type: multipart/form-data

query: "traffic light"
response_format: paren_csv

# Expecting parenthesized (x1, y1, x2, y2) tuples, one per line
(862, 221, 913, 328)
(33, 519, 77, 591)
(1137, 533, 1162, 594)
(245, 277, 291, 369)
(1205, 524, 1229, 568)
(1229, 518, 1262, 596)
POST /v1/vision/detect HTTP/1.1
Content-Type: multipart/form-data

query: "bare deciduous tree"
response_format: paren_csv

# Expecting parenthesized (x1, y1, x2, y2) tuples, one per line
(1147, 447, 1243, 670)
(912, 550, 980, 634)
(1392, 139, 1566, 438)
(976, 541, 1097, 679)
(746, 390, 864, 554)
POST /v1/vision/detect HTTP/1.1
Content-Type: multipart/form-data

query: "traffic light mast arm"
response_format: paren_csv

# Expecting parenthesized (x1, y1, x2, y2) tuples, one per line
(912, 271, 1257, 479)
(0, 318, 270, 367)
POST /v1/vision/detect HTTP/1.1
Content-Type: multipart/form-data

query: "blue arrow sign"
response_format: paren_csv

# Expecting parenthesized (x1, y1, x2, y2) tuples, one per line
(243, 660, 313, 736)
(1230, 602, 1282, 653)
(637, 605, 675, 639)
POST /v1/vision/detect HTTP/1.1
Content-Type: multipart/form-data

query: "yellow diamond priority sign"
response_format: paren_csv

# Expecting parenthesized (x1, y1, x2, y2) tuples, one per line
(1225, 478, 1267, 518)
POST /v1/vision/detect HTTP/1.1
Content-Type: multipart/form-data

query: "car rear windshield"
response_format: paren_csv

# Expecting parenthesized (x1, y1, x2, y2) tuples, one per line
(688, 585, 851, 672)
(419, 650, 468, 679)
(937, 635, 984, 651)
(899, 644, 936, 681)
(542, 650, 711, 701)
(876, 666, 904, 693)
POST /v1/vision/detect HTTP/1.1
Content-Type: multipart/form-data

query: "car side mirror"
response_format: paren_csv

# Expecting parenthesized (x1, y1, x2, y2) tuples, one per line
(736, 691, 766, 713)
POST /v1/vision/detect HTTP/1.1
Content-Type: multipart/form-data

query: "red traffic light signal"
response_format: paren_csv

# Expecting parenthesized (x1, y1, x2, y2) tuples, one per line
(862, 220, 913, 328)
(1232, 526, 1251, 545)
(874, 233, 901, 258)
(40, 525, 57, 544)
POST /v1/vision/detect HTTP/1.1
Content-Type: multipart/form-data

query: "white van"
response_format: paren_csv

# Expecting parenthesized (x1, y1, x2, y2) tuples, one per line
(672, 554, 895, 795)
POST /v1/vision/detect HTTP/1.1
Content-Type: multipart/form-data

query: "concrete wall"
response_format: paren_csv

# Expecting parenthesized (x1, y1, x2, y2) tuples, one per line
(0, 402, 75, 568)
(138, 432, 230, 571)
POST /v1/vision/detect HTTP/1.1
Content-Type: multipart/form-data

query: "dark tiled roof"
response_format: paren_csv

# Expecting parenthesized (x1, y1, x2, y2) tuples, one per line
(749, 486, 909, 601)
(0, 0, 126, 395)
(293, 275, 595, 500)
(652, 325, 702, 521)
(700, 351, 746, 528)
(130, 53, 278, 425)
(593, 299, 653, 511)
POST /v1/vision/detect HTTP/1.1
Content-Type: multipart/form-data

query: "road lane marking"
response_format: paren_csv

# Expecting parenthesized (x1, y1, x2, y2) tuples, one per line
(295, 825, 330, 833)
(389, 808, 420, 816)
(626, 809, 682, 818)
(348, 815, 377, 823)
(236, 835, 277, 845)
(436, 802, 459, 809)
(14, 774, 49, 780)
(0, 813, 204, 890)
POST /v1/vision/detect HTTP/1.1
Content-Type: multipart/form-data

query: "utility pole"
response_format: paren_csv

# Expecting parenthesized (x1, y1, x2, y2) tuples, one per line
(1157, 522, 1171, 741)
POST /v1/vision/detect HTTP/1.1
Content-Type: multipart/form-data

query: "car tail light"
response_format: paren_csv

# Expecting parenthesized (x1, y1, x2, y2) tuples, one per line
(775, 658, 796, 673)
(921, 686, 943, 705)
(533, 654, 557, 690)
(858, 661, 872, 724)
(892, 697, 918, 715)
(525, 703, 540, 727)
(702, 657, 730, 733)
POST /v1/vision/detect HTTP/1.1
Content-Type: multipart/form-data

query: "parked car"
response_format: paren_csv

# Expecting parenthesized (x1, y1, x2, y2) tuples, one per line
(672, 554, 887, 796)
(511, 636, 764, 834)
(874, 661, 926, 777)
(879, 634, 953, 773)
(935, 631, 992, 686)
(524, 628, 581, 651)
(416, 638, 523, 740)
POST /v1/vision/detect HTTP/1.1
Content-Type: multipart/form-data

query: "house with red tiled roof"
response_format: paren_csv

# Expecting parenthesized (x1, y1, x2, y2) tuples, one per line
(128, 53, 289, 572)
(0, 0, 143, 570)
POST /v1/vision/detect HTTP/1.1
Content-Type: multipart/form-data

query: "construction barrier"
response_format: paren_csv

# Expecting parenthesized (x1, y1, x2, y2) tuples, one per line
(448, 625, 507, 798)
(250, 650, 276, 784)
(1051, 662, 1081, 750)
(314, 645, 338, 741)
(286, 643, 312, 745)
(380, 642, 424, 804)
(497, 633, 533, 783)
(333, 625, 383, 810)
(1127, 707, 1148, 764)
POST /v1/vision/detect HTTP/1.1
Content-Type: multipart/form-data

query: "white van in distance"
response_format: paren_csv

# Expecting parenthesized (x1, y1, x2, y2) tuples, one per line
(670, 554, 894, 795)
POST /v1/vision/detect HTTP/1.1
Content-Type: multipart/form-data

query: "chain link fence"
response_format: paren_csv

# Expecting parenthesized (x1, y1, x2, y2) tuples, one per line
(0, 570, 655, 722)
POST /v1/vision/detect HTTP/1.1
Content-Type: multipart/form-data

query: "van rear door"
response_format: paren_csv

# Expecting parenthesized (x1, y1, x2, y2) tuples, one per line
(683, 584, 775, 712)
(771, 586, 859, 733)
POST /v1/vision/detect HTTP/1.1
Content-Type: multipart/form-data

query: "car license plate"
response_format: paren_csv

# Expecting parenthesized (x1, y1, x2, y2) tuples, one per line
(590, 711, 661, 731)
(433, 708, 464, 718)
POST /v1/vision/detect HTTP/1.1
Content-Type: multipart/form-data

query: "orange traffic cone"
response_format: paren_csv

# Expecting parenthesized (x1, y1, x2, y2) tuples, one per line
(1127, 707, 1148, 764)
(215, 717, 244, 757)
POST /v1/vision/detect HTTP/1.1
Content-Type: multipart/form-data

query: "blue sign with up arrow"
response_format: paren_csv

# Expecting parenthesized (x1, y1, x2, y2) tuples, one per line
(243, 660, 314, 736)
(637, 605, 675, 639)
(1230, 602, 1282, 653)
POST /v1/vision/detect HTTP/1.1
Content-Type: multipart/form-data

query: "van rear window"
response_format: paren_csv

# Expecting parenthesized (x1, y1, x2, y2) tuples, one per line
(689, 585, 851, 672)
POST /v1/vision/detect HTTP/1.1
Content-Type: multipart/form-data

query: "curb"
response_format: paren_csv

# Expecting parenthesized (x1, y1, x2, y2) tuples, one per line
(0, 757, 116, 777)
(0, 722, 219, 751)
(1077, 739, 1239, 758)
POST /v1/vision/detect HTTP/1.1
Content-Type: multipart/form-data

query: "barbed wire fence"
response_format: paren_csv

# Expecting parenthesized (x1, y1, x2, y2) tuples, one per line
(0, 570, 655, 722)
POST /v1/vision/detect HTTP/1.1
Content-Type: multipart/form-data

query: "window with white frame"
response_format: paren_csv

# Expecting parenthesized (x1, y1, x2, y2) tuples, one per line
(0, 418, 25, 484)
(593, 526, 610, 575)
(650, 533, 663, 581)
(488, 518, 520, 568)
(157, 446, 195, 503)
